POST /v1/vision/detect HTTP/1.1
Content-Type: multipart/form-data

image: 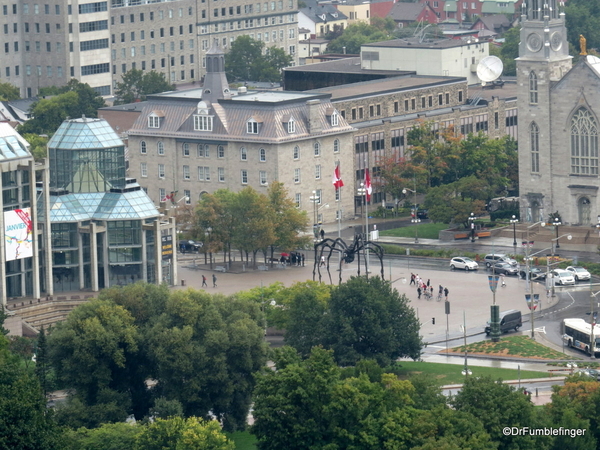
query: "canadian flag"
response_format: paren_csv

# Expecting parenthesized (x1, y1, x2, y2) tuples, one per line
(364, 168, 372, 202)
(332, 164, 344, 190)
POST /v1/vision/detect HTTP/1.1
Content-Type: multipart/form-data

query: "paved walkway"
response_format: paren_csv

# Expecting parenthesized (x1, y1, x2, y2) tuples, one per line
(176, 252, 562, 345)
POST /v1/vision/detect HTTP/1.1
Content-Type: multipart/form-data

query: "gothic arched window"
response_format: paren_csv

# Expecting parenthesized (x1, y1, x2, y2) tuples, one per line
(529, 72, 538, 104)
(571, 107, 599, 175)
(530, 122, 539, 173)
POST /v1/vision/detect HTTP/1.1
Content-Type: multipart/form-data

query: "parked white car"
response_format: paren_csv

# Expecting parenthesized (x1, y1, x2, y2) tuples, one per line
(551, 269, 576, 285)
(450, 257, 479, 271)
(565, 266, 591, 281)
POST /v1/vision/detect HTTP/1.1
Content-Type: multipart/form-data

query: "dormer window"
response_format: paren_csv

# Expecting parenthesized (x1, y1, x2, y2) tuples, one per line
(148, 110, 164, 128)
(283, 114, 295, 133)
(194, 100, 213, 131)
(247, 117, 262, 134)
(326, 108, 339, 127)
(331, 111, 339, 126)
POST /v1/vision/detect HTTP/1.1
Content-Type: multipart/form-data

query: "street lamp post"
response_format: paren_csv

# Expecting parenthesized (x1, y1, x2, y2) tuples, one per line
(550, 232, 572, 297)
(205, 226, 212, 269)
(309, 190, 319, 240)
(357, 182, 370, 275)
(468, 213, 476, 242)
(524, 221, 544, 339)
(553, 217, 562, 248)
(510, 215, 518, 251)
(402, 182, 420, 243)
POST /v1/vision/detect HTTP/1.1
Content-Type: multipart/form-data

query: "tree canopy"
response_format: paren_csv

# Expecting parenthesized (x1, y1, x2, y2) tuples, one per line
(113, 69, 175, 105)
(195, 184, 309, 266)
(327, 18, 397, 54)
(376, 121, 518, 225)
(225, 36, 293, 82)
(18, 79, 105, 135)
(47, 283, 267, 431)
(0, 81, 20, 101)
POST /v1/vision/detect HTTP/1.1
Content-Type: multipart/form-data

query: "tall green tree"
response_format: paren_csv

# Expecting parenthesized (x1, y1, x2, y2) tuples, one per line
(499, 26, 520, 76)
(322, 276, 422, 366)
(452, 376, 551, 450)
(135, 417, 234, 450)
(0, 334, 62, 450)
(18, 80, 105, 135)
(565, 0, 600, 58)
(48, 300, 144, 421)
(267, 182, 309, 251)
(0, 81, 20, 101)
(22, 133, 49, 161)
(35, 326, 50, 397)
(327, 20, 395, 54)
(114, 69, 175, 105)
(225, 36, 292, 82)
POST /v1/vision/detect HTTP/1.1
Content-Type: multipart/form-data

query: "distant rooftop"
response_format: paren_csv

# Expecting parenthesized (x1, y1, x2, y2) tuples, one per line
(363, 37, 484, 49)
(284, 57, 415, 76)
(308, 75, 466, 101)
(230, 91, 319, 103)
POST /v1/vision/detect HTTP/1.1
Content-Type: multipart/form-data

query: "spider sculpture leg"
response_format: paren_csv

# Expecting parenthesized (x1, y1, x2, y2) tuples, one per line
(313, 238, 341, 283)
(363, 241, 385, 280)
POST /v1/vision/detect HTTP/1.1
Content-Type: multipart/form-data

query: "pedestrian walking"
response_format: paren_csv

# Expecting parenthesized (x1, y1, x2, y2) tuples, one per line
(430, 286, 434, 298)
(444, 287, 449, 300)
(437, 285, 444, 301)
(302, 254, 305, 266)
(501, 273, 506, 287)
(320, 229, 325, 240)
(212, 274, 217, 288)
(320, 255, 326, 267)
(410, 273, 416, 285)
(417, 286, 422, 299)
(427, 279, 430, 288)
(202, 275, 207, 287)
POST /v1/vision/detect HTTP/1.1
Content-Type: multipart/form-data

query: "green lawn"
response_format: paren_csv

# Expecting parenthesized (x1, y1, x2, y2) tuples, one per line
(227, 430, 257, 450)
(450, 335, 577, 360)
(395, 360, 550, 385)
(380, 223, 449, 240)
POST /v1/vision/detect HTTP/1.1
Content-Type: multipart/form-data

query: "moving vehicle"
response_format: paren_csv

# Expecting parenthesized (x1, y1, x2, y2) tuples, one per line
(519, 267, 546, 281)
(492, 262, 518, 276)
(450, 257, 479, 271)
(483, 253, 517, 268)
(565, 266, 591, 281)
(563, 318, 600, 356)
(551, 269, 576, 285)
(485, 309, 522, 335)
(179, 240, 202, 253)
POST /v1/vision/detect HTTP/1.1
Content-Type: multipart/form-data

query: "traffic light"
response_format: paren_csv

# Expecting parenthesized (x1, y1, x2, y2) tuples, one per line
(432, 317, 435, 325)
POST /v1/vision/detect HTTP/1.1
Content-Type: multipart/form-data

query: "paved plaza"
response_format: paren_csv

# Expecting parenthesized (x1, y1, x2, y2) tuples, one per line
(175, 253, 559, 344)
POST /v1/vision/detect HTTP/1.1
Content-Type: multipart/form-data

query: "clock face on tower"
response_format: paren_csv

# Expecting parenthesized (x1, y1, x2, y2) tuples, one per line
(551, 32, 563, 51)
(527, 33, 543, 53)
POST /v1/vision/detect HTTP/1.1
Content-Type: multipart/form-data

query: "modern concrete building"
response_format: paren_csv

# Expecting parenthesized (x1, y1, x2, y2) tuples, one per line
(516, 1, 600, 225)
(360, 38, 490, 86)
(103, 42, 356, 226)
(0, 0, 299, 98)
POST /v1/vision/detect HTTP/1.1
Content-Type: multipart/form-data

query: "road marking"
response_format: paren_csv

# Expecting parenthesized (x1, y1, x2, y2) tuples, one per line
(534, 326, 546, 334)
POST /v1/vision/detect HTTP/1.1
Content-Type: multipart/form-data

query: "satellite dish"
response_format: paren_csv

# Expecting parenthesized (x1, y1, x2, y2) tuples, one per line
(477, 56, 504, 83)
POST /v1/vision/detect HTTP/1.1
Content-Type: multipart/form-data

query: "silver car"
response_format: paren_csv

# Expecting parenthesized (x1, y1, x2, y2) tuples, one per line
(565, 266, 591, 281)
(450, 257, 479, 271)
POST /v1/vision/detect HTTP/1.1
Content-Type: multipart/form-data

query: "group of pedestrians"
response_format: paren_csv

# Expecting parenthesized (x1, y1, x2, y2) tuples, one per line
(410, 273, 448, 301)
(201, 274, 217, 288)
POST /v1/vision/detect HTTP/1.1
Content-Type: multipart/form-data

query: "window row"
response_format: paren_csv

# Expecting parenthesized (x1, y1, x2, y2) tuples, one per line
(4, 40, 64, 53)
(112, 47, 195, 64)
(4, 65, 64, 78)
(110, 5, 194, 19)
(344, 91, 461, 122)
(7, 4, 63, 15)
(3, 22, 63, 34)
(145, 164, 267, 186)
(200, 21, 295, 37)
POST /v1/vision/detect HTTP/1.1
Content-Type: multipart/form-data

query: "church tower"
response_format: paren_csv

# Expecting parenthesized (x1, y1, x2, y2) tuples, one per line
(517, 0, 571, 222)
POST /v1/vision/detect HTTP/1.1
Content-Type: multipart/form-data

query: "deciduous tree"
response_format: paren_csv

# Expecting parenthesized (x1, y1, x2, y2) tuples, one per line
(225, 36, 292, 82)
(0, 81, 20, 101)
(114, 69, 175, 105)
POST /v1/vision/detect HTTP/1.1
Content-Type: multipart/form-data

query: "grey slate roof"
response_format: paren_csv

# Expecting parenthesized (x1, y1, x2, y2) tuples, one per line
(128, 90, 355, 143)
(300, 0, 348, 23)
(388, 2, 428, 22)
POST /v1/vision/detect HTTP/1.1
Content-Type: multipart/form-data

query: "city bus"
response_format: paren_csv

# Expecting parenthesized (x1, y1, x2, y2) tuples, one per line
(563, 318, 600, 356)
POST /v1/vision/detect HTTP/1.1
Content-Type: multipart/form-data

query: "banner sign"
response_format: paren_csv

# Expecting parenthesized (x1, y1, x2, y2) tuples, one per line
(161, 235, 173, 261)
(525, 294, 539, 311)
(488, 275, 499, 293)
(4, 208, 33, 261)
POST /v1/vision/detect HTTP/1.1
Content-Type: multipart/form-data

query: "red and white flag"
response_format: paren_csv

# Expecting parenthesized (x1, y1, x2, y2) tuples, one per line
(332, 164, 344, 190)
(364, 168, 372, 202)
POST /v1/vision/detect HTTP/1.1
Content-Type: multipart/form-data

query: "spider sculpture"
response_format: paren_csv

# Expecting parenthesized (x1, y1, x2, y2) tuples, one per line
(312, 234, 385, 284)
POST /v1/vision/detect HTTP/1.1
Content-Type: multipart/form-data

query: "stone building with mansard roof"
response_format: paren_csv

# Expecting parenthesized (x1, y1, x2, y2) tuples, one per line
(110, 41, 356, 226)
